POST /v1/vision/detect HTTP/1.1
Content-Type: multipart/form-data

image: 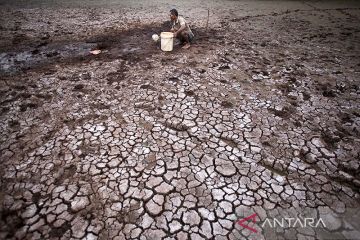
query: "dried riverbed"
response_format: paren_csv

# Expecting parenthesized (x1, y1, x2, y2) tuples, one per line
(1, 0, 360, 239)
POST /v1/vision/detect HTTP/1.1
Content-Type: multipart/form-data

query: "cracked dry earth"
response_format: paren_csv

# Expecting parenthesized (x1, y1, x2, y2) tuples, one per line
(1, 1, 360, 240)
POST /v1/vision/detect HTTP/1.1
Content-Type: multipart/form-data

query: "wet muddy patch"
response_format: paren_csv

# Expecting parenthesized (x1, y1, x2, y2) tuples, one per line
(0, 23, 167, 75)
(0, 22, 224, 76)
(0, 42, 96, 75)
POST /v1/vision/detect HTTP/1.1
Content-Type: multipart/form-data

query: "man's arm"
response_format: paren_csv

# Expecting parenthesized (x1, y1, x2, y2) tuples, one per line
(174, 17, 186, 37)
(170, 24, 175, 32)
(174, 25, 186, 36)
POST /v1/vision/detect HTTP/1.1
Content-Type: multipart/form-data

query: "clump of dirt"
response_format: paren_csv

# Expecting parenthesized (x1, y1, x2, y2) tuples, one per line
(321, 130, 341, 149)
(185, 90, 195, 96)
(19, 102, 39, 112)
(8, 120, 20, 128)
(276, 82, 295, 95)
(32, 192, 42, 204)
(302, 91, 311, 101)
(73, 84, 85, 91)
(322, 89, 336, 98)
(221, 100, 234, 108)
(268, 105, 296, 119)
(140, 84, 157, 91)
(54, 164, 77, 185)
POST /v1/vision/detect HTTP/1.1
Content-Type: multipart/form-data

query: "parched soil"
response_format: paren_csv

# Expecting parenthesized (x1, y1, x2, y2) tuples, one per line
(0, 1, 360, 239)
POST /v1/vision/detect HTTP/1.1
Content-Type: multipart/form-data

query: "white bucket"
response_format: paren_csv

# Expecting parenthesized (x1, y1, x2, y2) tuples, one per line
(160, 32, 174, 52)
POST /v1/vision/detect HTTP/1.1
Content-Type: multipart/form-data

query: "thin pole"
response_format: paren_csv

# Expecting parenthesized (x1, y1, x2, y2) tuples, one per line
(206, 9, 210, 30)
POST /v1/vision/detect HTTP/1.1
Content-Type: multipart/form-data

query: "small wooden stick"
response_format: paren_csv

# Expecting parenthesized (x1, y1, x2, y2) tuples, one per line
(206, 9, 210, 30)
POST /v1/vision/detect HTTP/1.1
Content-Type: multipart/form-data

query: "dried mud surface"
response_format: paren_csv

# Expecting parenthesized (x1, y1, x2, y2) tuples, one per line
(0, 1, 360, 239)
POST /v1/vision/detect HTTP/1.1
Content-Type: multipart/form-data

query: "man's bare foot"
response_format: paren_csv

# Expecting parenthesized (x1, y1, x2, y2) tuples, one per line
(182, 43, 191, 49)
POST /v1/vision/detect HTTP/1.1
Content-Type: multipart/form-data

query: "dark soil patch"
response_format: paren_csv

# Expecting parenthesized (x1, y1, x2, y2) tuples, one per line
(106, 68, 127, 85)
(268, 105, 296, 119)
(322, 89, 336, 97)
(302, 91, 311, 101)
(321, 130, 341, 149)
(1, 22, 224, 77)
(8, 120, 20, 128)
(220, 137, 238, 148)
(0, 208, 26, 239)
(185, 90, 195, 97)
(196, 68, 206, 74)
(35, 93, 52, 100)
(49, 221, 71, 238)
(218, 64, 231, 70)
(1, 107, 10, 115)
(19, 92, 31, 99)
(32, 192, 42, 204)
(221, 100, 234, 108)
(19, 102, 39, 112)
(339, 112, 353, 123)
(90, 103, 110, 110)
(73, 84, 85, 91)
(54, 164, 77, 185)
(276, 82, 294, 95)
(13, 85, 27, 91)
(220, 79, 228, 84)
(140, 84, 157, 91)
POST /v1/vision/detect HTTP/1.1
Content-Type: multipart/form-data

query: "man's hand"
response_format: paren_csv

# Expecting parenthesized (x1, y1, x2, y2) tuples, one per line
(173, 31, 177, 38)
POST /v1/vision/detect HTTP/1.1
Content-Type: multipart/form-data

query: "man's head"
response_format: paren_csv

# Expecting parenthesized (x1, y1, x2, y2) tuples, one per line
(170, 9, 178, 21)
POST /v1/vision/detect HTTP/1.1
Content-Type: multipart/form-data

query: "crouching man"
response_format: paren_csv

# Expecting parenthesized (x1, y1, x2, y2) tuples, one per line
(170, 9, 194, 49)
